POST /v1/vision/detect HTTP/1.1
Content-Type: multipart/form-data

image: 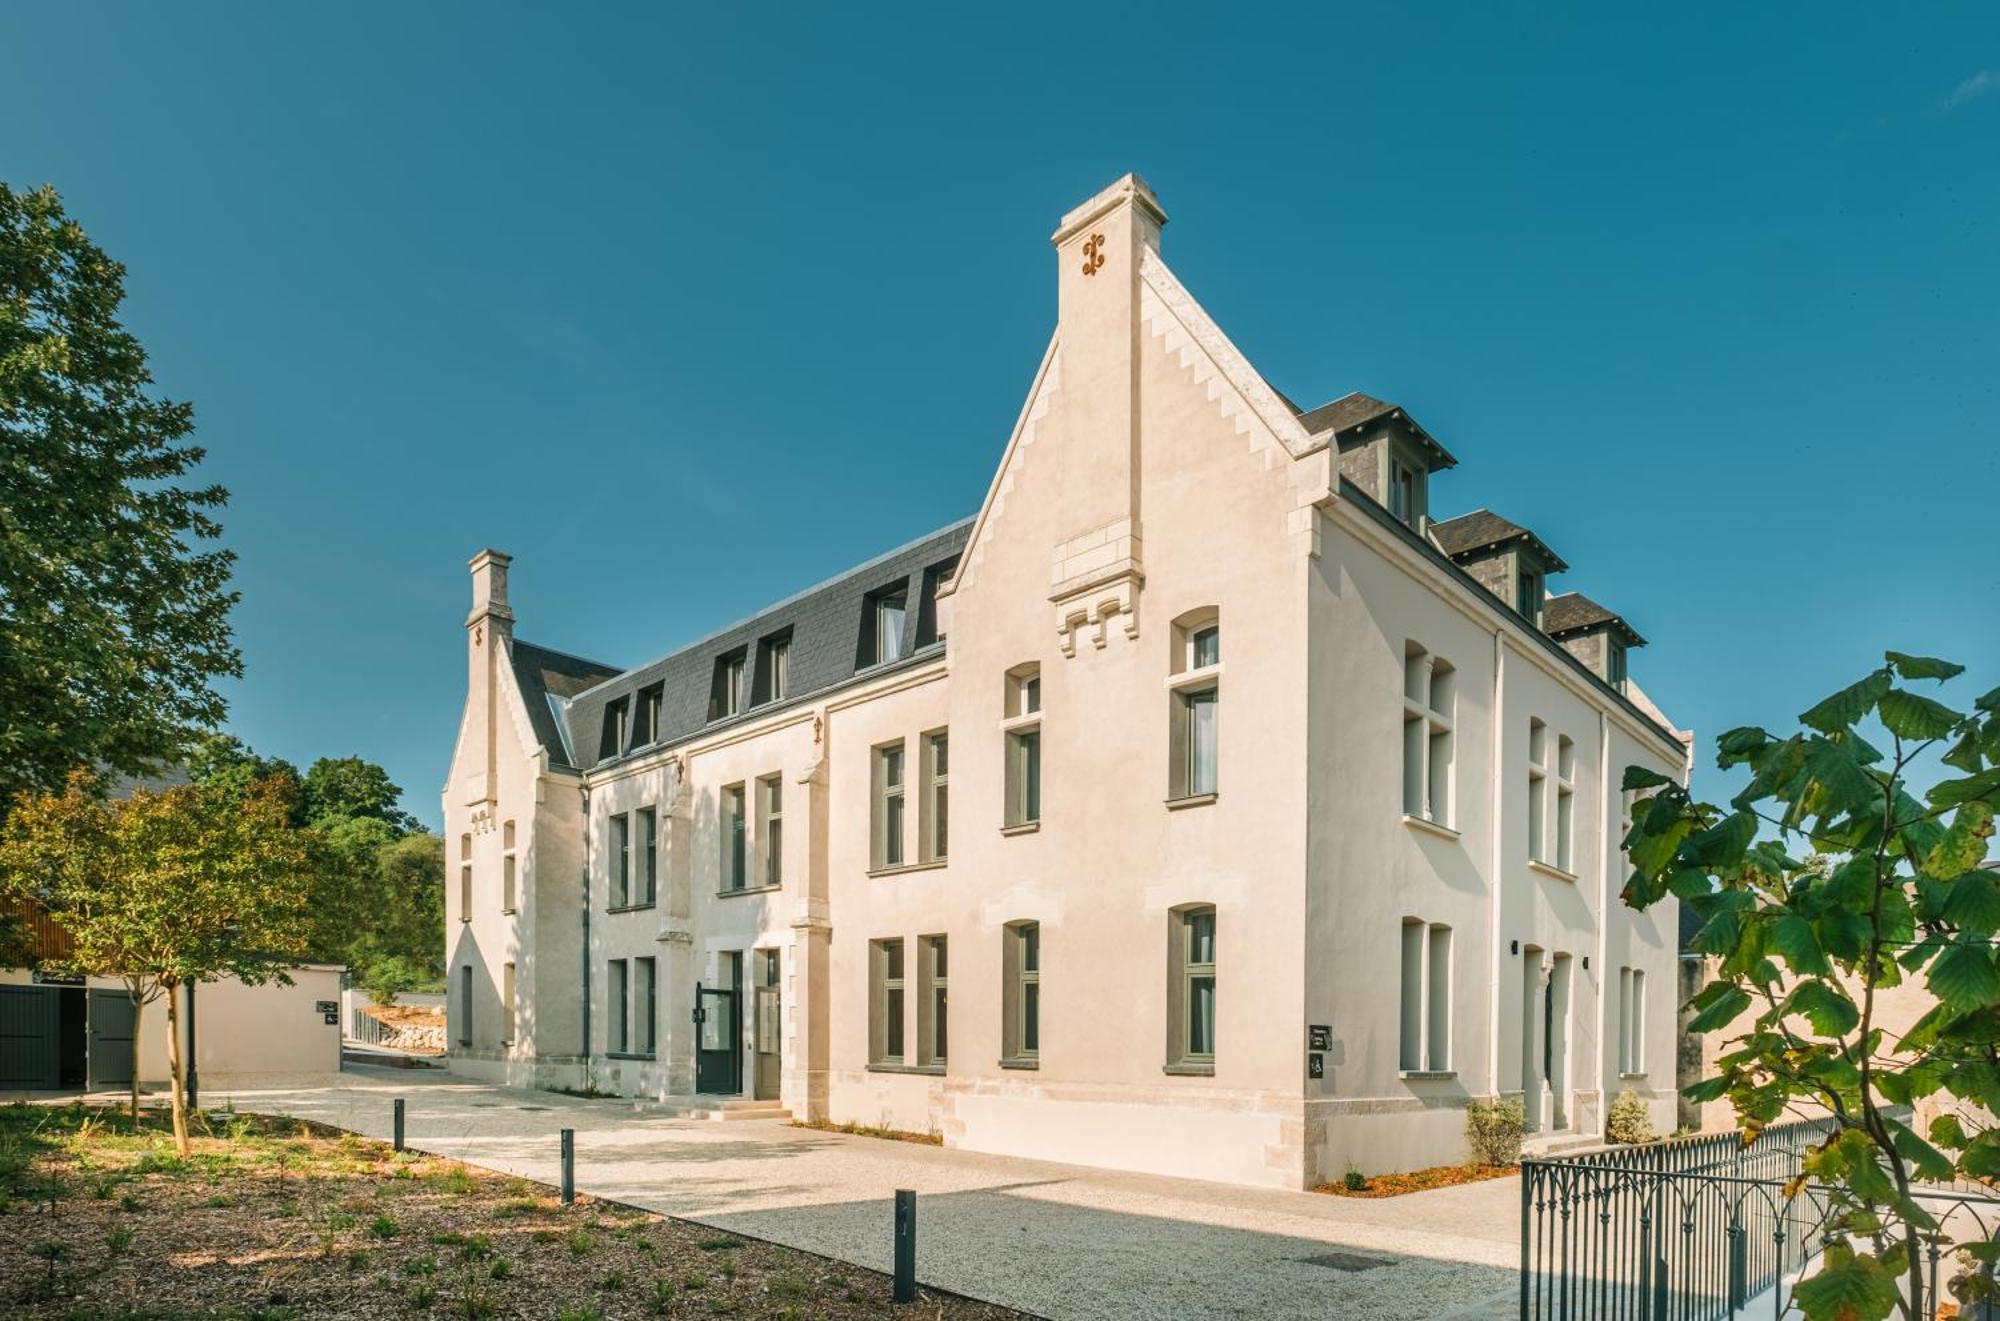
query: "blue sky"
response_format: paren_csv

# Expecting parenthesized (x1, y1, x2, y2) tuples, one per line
(4, 4, 1996, 828)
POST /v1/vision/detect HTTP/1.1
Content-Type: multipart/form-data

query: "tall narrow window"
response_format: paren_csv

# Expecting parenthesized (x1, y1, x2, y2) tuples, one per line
(870, 938, 905, 1065)
(633, 683, 663, 748)
(1402, 645, 1454, 825)
(709, 651, 746, 721)
(873, 743, 905, 869)
(918, 935, 948, 1068)
(1527, 720, 1549, 863)
(1555, 735, 1576, 874)
(458, 965, 472, 1046)
(459, 833, 472, 923)
(1003, 921, 1040, 1064)
(757, 774, 783, 887)
(599, 697, 629, 761)
(1400, 919, 1453, 1073)
(1619, 967, 1647, 1075)
(609, 813, 631, 907)
(637, 807, 657, 905)
(1171, 906, 1217, 1068)
(754, 631, 791, 705)
(1003, 665, 1041, 829)
(634, 956, 657, 1056)
(1607, 639, 1629, 692)
(721, 785, 746, 890)
(607, 959, 628, 1053)
(1169, 615, 1221, 801)
(861, 585, 909, 667)
(1389, 455, 1420, 528)
(1516, 568, 1544, 627)
(502, 961, 516, 1043)
(501, 820, 517, 913)
(920, 731, 949, 862)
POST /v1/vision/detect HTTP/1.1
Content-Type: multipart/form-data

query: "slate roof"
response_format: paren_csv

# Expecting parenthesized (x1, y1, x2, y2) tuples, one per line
(556, 518, 974, 772)
(1293, 391, 1459, 471)
(1430, 509, 1570, 572)
(1544, 591, 1647, 647)
(510, 641, 624, 770)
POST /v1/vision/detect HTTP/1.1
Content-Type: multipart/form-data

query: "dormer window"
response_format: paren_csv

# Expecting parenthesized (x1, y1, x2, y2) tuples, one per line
(1515, 569, 1544, 627)
(632, 683, 663, 748)
(1388, 454, 1425, 530)
(1607, 639, 1629, 692)
(599, 697, 629, 762)
(859, 583, 909, 668)
(708, 649, 746, 722)
(915, 556, 959, 648)
(753, 630, 791, 705)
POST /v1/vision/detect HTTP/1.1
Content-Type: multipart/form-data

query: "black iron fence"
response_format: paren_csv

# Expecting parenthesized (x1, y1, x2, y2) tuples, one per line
(1521, 1117, 2000, 1320)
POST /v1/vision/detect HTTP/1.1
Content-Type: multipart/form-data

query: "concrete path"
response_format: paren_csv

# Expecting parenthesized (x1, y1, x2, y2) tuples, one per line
(212, 1067, 1521, 1321)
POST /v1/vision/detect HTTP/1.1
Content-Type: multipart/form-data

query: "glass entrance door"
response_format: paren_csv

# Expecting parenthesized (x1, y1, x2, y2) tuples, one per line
(694, 984, 739, 1095)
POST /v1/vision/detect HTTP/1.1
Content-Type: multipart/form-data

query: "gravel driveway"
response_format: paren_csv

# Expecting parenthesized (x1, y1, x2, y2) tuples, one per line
(214, 1067, 1520, 1321)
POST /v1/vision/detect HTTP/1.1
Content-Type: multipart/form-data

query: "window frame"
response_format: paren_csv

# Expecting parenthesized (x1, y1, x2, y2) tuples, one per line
(1001, 665, 1042, 831)
(917, 934, 948, 1069)
(1168, 613, 1222, 803)
(709, 650, 747, 722)
(608, 812, 631, 909)
(501, 820, 517, 914)
(870, 937, 906, 1066)
(756, 773, 784, 888)
(501, 960, 516, 1045)
(1167, 905, 1217, 1073)
(606, 958, 628, 1055)
(1002, 920, 1040, 1067)
(1402, 645, 1455, 829)
(1398, 918, 1455, 1076)
(871, 741, 907, 870)
(919, 730, 949, 862)
(633, 956, 657, 1058)
(1555, 734, 1576, 874)
(721, 783, 747, 891)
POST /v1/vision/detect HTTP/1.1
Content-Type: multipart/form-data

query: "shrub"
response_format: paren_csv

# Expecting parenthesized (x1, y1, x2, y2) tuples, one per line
(1465, 1096, 1527, 1165)
(1605, 1088, 1657, 1145)
(1341, 1167, 1367, 1191)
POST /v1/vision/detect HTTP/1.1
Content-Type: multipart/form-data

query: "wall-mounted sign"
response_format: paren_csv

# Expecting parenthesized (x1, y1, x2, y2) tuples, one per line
(1308, 1024, 1332, 1051)
(31, 971, 84, 986)
(322, 1012, 339, 1026)
(315, 1000, 338, 1015)
(1307, 1052, 1325, 1080)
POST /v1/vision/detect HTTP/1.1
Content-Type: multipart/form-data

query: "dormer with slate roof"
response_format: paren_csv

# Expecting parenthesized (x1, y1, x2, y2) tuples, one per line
(1295, 392, 1457, 533)
(1545, 590, 1646, 693)
(1430, 509, 1569, 628)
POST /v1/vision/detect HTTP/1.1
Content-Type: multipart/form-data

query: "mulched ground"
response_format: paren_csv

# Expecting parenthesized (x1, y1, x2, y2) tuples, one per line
(0, 1101, 1028, 1320)
(1313, 1162, 1519, 1199)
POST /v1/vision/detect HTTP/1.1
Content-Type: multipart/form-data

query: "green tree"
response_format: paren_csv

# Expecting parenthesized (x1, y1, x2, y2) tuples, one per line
(302, 756, 420, 835)
(0, 771, 314, 1152)
(0, 183, 239, 817)
(1623, 653, 2000, 1321)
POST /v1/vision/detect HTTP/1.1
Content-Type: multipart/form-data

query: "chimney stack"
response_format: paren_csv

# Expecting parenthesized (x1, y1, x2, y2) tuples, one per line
(467, 549, 515, 636)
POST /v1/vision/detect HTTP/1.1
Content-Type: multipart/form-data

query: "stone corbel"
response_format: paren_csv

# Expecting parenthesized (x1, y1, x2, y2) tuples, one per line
(1050, 568, 1143, 658)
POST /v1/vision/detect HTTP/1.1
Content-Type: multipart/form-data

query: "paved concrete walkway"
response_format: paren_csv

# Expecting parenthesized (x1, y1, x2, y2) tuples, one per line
(212, 1068, 1520, 1321)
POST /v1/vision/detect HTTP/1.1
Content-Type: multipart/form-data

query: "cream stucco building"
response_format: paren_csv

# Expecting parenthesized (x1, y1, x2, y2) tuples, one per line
(441, 175, 1689, 1189)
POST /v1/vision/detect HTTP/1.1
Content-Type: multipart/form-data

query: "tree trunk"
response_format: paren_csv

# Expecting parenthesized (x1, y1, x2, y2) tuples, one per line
(128, 989, 143, 1123)
(164, 979, 189, 1156)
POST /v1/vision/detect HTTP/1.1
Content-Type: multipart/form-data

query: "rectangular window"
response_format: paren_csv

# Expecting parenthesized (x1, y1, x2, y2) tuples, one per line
(873, 743, 905, 869)
(709, 650, 746, 721)
(459, 862, 472, 923)
(757, 774, 783, 887)
(459, 965, 472, 1046)
(633, 683, 663, 748)
(1388, 454, 1424, 529)
(1555, 735, 1576, 874)
(599, 697, 629, 762)
(721, 784, 746, 890)
(1528, 720, 1548, 863)
(1191, 625, 1220, 669)
(501, 820, 517, 913)
(871, 938, 905, 1065)
(607, 959, 628, 1054)
(1619, 967, 1647, 1075)
(502, 961, 516, 1043)
(1607, 639, 1629, 692)
(634, 956, 657, 1056)
(915, 557, 958, 648)
(920, 731, 949, 862)
(753, 630, 791, 705)
(609, 813, 631, 907)
(1175, 688, 1218, 798)
(1005, 729, 1040, 828)
(1004, 921, 1039, 1063)
(918, 935, 948, 1067)
(1172, 907, 1217, 1066)
(1400, 919, 1453, 1073)
(1516, 569, 1543, 626)
(637, 807, 657, 905)
(1402, 646, 1454, 826)
(861, 585, 908, 668)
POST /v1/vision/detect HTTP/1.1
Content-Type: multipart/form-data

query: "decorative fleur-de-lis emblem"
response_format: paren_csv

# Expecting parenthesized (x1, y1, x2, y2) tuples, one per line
(1081, 233, 1106, 276)
(473, 624, 483, 645)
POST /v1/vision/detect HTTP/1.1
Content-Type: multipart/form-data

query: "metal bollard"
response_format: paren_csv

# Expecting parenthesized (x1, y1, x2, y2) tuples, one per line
(393, 1098, 405, 1153)
(560, 1128, 575, 1206)
(893, 1189, 916, 1304)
